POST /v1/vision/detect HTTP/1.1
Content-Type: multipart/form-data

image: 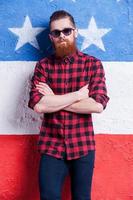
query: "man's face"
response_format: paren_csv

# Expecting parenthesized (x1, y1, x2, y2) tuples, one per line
(49, 17, 78, 57)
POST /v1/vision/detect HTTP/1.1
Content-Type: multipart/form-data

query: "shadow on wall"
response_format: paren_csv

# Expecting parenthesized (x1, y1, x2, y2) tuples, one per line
(37, 28, 54, 58)
(9, 28, 53, 133)
(9, 73, 42, 134)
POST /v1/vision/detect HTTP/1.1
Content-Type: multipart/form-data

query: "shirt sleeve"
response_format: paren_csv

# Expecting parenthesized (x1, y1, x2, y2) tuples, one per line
(89, 58, 110, 109)
(28, 61, 48, 110)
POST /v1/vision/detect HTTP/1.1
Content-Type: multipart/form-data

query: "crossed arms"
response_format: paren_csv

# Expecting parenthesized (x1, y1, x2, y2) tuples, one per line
(33, 82, 103, 114)
(28, 60, 109, 114)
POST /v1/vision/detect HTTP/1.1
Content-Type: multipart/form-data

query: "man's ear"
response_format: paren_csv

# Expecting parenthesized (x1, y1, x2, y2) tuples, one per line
(49, 34, 53, 42)
(74, 28, 78, 38)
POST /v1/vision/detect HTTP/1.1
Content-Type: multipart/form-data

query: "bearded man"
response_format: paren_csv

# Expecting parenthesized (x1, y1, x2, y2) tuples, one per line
(28, 10, 109, 200)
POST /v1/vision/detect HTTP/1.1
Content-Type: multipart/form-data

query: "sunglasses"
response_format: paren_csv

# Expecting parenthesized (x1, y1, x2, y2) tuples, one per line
(50, 28, 75, 38)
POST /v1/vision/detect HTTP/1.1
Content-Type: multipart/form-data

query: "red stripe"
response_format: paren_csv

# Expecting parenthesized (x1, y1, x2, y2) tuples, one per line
(0, 135, 133, 200)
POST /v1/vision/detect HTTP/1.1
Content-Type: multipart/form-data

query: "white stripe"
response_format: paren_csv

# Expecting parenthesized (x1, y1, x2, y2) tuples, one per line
(0, 61, 41, 135)
(93, 62, 133, 134)
(0, 61, 133, 134)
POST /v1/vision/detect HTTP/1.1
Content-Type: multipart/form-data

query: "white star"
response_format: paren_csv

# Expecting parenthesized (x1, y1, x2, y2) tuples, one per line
(9, 16, 45, 50)
(78, 17, 111, 51)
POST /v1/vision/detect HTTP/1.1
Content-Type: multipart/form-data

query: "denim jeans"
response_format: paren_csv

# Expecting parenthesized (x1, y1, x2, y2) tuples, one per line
(39, 150, 95, 200)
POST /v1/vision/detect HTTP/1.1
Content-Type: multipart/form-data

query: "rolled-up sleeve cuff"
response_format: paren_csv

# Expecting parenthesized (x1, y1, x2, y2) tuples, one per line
(90, 94, 110, 109)
(28, 93, 44, 110)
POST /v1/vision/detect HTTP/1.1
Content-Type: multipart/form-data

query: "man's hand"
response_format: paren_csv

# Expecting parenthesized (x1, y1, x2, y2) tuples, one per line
(36, 82, 54, 96)
(77, 84, 89, 101)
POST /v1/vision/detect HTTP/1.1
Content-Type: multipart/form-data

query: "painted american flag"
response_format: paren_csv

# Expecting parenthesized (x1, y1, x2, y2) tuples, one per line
(0, 1, 133, 200)
(0, 0, 133, 134)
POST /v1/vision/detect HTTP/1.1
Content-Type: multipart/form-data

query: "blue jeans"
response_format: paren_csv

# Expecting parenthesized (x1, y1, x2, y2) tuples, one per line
(39, 150, 95, 200)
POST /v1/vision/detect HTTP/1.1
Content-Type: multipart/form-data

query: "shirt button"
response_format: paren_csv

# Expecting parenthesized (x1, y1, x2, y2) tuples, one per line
(64, 58, 69, 63)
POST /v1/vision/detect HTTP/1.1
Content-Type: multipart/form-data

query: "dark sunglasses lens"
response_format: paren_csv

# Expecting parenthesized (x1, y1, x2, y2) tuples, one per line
(51, 30, 60, 37)
(51, 28, 74, 37)
(63, 28, 72, 36)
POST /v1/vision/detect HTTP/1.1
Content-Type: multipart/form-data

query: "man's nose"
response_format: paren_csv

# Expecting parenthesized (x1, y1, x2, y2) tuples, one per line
(59, 31, 65, 38)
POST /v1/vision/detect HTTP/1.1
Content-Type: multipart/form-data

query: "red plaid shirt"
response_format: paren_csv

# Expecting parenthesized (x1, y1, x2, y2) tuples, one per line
(28, 50, 109, 160)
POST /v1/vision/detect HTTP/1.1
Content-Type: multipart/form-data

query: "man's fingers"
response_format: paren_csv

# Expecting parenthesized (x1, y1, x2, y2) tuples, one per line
(36, 85, 46, 89)
(38, 89, 45, 95)
(36, 84, 51, 90)
(37, 82, 50, 88)
(36, 86, 50, 93)
(36, 83, 53, 91)
(36, 84, 54, 95)
(37, 82, 46, 86)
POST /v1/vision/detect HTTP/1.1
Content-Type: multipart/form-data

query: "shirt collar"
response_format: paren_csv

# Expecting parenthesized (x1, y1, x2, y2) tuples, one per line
(51, 49, 83, 64)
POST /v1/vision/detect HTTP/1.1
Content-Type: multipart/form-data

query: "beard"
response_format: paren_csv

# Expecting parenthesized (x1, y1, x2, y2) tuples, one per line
(53, 38, 77, 58)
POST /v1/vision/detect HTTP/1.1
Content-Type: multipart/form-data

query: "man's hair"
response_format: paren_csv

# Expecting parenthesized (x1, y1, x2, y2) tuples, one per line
(49, 10, 76, 29)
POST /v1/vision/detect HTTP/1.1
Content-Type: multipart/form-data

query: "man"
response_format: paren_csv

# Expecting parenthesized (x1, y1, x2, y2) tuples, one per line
(28, 10, 109, 200)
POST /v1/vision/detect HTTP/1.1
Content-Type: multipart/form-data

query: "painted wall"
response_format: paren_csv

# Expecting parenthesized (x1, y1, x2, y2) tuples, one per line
(1, 135, 133, 200)
(0, 0, 133, 199)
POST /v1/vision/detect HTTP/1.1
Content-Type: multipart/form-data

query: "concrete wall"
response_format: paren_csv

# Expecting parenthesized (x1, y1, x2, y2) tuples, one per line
(0, 0, 133, 199)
